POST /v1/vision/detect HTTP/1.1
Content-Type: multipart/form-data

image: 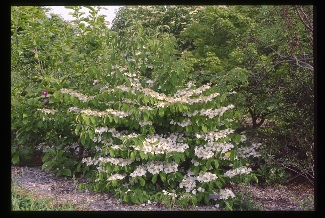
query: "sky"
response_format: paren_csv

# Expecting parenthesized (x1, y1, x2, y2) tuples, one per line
(46, 6, 121, 27)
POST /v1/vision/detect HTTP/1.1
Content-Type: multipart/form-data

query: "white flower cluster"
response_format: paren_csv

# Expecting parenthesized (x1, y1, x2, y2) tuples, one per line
(93, 136, 115, 147)
(42, 116, 55, 121)
(146, 161, 164, 175)
(154, 101, 169, 108)
(37, 108, 57, 114)
(237, 142, 261, 158)
(219, 189, 235, 200)
(170, 118, 192, 127)
(224, 166, 252, 178)
(121, 132, 139, 139)
(162, 190, 177, 199)
(79, 108, 129, 118)
(205, 142, 234, 154)
(129, 161, 178, 177)
(105, 108, 129, 118)
(100, 80, 221, 109)
(111, 144, 124, 150)
(195, 129, 234, 141)
(197, 187, 205, 193)
(122, 97, 139, 105)
(241, 135, 247, 142)
(191, 159, 201, 166)
(95, 126, 109, 134)
(173, 83, 211, 98)
(94, 127, 121, 137)
(60, 88, 94, 102)
(179, 174, 197, 193)
(178, 192, 192, 200)
(98, 157, 133, 167)
(163, 162, 179, 174)
(139, 120, 153, 127)
(68, 107, 81, 113)
(194, 139, 234, 160)
(196, 171, 218, 183)
(228, 91, 237, 95)
(194, 146, 215, 159)
(139, 106, 154, 111)
(183, 105, 235, 119)
(82, 157, 99, 166)
(129, 165, 147, 177)
(107, 173, 126, 181)
(96, 165, 106, 173)
(132, 134, 189, 154)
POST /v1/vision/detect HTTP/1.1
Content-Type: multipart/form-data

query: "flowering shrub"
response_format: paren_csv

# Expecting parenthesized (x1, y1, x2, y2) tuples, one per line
(11, 6, 261, 209)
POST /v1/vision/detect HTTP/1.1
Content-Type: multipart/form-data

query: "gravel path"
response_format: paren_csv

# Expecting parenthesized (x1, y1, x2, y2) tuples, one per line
(11, 166, 314, 211)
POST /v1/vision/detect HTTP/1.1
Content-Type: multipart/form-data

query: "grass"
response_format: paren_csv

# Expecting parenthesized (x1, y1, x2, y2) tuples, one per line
(233, 184, 265, 211)
(289, 191, 314, 211)
(11, 180, 87, 211)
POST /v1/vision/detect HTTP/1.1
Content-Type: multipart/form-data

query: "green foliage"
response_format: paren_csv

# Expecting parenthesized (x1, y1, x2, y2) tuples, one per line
(255, 165, 290, 185)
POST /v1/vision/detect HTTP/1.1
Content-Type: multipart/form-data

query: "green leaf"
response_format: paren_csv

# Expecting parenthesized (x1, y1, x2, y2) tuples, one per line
(89, 130, 94, 140)
(174, 154, 180, 164)
(214, 160, 219, 169)
(194, 166, 199, 175)
(160, 172, 166, 183)
(202, 125, 207, 133)
(53, 91, 60, 99)
(206, 160, 211, 169)
(208, 182, 214, 191)
(158, 109, 164, 117)
(152, 174, 158, 183)
(225, 200, 233, 211)
(80, 135, 85, 146)
(61, 169, 71, 176)
(176, 172, 183, 182)
(215, 180, 222, 189)
(112, 180, 118, 187)
(12, 155, 19, 164)
(111, 51, 115, 61)
(142, 111, 149, 122)
(139, 177, 146, 186)
(113, 116, 119, 124)
(90, 116, 97, 125)
(192, 196, 197, 205)
(42, 152, 51, 162)
(130, 151, 136, 161)
(108, 148, 115, 157)
(234, 134, 241, 144)
(204, 194, 210, 204)
(131, 195, 138, 204)
(37, 121, 43, 128)
(116, 69, 123, 80)
(186, 125, 192, 133)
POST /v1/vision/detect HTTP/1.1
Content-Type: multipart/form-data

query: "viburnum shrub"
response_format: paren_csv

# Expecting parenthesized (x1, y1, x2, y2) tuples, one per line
(11, 6, 261, 210)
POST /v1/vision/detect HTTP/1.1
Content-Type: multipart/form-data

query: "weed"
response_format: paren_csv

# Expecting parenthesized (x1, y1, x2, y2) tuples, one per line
(11, 180, 81, 211)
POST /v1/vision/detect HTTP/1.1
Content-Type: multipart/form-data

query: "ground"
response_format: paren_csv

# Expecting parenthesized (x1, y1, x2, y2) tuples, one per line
(11, 165, 314, 211)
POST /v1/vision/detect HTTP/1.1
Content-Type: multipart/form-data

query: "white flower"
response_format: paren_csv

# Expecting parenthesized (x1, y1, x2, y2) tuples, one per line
(219, 189, 235, 200)
(107, 174, 126, 181)
(197, 187, 205, 192)
(196, 171, 218, 183)
(224, 166, 252, 178)
(130, 165, 147, 178)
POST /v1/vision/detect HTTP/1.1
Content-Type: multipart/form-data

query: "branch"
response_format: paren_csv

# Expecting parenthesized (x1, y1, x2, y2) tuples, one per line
(294, 6, 313, 33)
